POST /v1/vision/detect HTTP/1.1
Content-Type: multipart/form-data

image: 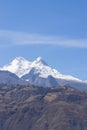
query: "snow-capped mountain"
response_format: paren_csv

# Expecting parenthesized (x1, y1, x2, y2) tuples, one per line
(1, 56, 81, 81)
(0, 56, 87, 89)
(0, 57, 31, 78)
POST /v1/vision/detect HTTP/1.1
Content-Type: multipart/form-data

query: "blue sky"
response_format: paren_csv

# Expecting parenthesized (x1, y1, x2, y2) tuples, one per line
(0, 0, 87, 80)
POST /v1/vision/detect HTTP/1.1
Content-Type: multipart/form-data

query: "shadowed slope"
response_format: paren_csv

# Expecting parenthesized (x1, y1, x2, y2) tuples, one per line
(0, 85, 87, 130)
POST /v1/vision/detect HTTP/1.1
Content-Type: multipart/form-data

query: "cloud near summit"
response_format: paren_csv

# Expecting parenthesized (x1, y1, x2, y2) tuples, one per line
(0, 30, 87, 48)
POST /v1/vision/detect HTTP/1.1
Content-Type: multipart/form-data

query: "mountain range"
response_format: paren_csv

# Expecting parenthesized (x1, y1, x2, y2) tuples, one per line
(0, 57, 87, 130)
(0, 56, 87, 90)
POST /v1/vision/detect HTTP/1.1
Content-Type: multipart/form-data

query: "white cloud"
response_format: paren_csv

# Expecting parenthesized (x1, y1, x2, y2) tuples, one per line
(0, 30, 87, 48)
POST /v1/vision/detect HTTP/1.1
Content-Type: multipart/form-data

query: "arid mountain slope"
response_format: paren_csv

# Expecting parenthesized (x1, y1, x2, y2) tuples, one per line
(0, 84, 87, 130)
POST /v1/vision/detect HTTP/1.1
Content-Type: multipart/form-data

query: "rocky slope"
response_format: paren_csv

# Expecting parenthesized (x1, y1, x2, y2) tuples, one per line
(0, 84, 87, 130)
(0, 70, 29, 85)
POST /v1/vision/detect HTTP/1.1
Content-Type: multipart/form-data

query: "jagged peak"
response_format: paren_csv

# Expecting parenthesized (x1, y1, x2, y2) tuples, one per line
(13, 56, 28, 62)
(32, 56, 48, 66)
(11, 56, 31, 65)
(35, 56, 42, 61)
(0, 56, 82, 83)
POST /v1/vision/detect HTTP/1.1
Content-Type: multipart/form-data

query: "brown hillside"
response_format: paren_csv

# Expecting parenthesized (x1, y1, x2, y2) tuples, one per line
(0, 84, 87, 130)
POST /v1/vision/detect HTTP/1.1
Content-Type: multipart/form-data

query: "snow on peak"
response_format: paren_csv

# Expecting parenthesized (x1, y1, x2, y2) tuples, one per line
(0, 57, 31, 78)
(32, 57, 48, 66)
(35, 56, 42, 61)
(14, 56, 27, 61)
(0, 56, 82, 82)
(11, 56, 30, 65)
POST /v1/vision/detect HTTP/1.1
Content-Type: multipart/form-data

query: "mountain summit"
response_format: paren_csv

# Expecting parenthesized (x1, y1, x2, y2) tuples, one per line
(0, 56, 48, 77)
(1, 56, 87, 89)
(32, 56, 48, 66)
(0, 56, 31, 77)
(0, 56, 81, 81)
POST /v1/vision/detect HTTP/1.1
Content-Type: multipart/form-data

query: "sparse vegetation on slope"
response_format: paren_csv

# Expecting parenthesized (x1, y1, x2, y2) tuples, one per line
(0, 84, 87, 130)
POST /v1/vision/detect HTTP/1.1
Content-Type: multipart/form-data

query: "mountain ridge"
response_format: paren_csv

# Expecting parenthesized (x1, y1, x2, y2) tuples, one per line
(0, 84, 87, 130)
(0, 56, 87, 90)
(0, 56, 82, 81)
